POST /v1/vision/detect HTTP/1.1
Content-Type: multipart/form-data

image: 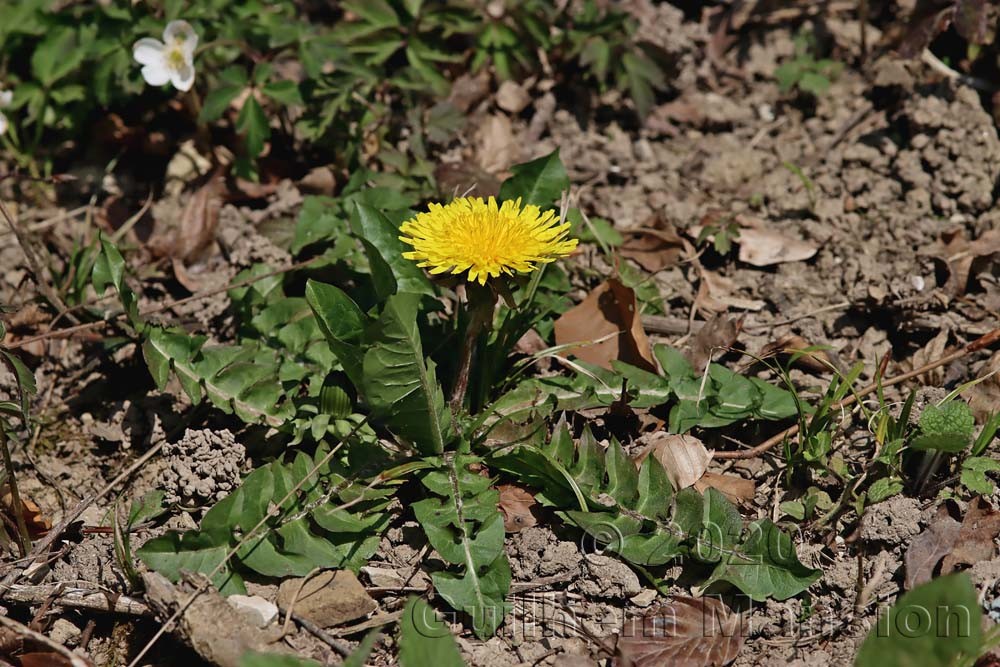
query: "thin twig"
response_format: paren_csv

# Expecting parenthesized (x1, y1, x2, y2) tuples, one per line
(714, 326, 1000, 460)
(276, 606, 352, 657)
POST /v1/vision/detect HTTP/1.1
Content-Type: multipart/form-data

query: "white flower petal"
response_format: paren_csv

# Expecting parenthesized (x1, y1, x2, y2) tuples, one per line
(164, 20, 198, 55)
(0, 90, 12, 108)
(133, 38, 165, 66)
(141, 62, 171, 87)
(170, 61, 195, 91)
(0, 112, 7, 137)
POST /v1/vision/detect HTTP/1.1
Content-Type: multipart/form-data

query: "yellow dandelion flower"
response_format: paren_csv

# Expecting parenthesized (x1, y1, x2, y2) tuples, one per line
(399, 196, 578, 285)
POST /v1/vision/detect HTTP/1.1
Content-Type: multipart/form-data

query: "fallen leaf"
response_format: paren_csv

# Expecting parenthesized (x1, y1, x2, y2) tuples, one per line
(695, 270, 765, 314)
(687, 314, 741, 373)
(904, 504, 962, 590)
(497, 484, 538, 532)
(969, 351, 1000, 422)
(495, 80, 531, 114)
(759, 334, 833, 375)
(1, 485, 52, 537)
(929, 228, 1000, 297)
(620, 221, 686, 273)
(173, 174, 224, 263)
(448, 70, 491, 113)
(736, 226, 818, 267)
(637, 433, 711, 491)
(694, 472, 756, 505)
(941, 497, 1000, 574)
(554, 279, 657, 372)
(908, 328, 950, 386)
(616, 596, 744, 667)
(476, 113, 518, 174)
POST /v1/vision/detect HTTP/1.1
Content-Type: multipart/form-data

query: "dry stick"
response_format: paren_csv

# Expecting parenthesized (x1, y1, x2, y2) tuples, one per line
(126, 419, 371, 667)
(275, 606, 352, 657)
(714, 326, 1000, 460)
(0, 199, 79, 325)
(0, 583, 151, 616)
(0, 614, 93, 667)
(7, 256, 321, 351)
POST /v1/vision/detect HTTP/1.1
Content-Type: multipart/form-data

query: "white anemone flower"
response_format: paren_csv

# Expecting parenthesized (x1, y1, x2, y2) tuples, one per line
(133, 20, 198, 92)
(0, 88, 12, 137)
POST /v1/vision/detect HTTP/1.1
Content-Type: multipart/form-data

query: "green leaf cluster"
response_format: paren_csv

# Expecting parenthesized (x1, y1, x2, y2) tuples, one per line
(412, 455, 511, 638)
(912, 401, 976, 453)
(138, 442, 392, 595)
(491, 422, 820, 601)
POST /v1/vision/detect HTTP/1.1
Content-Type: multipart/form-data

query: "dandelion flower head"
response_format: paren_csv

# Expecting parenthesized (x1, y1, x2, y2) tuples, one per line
(399, 196, 578, 285)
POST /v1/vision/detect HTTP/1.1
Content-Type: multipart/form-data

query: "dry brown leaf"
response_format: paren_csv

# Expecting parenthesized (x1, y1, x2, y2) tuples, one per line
(475, 113, 518, 174)
(554, 279, 656, 372)
(694, 472, 756, 505)
(448, 70, 491, 113)
(696, 270, 765, 314)
(620, 222, 686, 273)
(909, 328, 950, 386)
(904, 504, 961, 590)
(687, 314, 741, 373)
(930, 228, 1000, 296)
(173, 174, 224, 262)
(759, 334, 832, 375)
(497, 484, 538, 532)
(495, 80, 531, 114)
(969, 351, 1000, 422)
(616, 596, 744, 667)
(941, 497, 1000, 574)
(1, 485, 52, 537)
(736, 227, 818, 267)
(637, 434, 711, 491)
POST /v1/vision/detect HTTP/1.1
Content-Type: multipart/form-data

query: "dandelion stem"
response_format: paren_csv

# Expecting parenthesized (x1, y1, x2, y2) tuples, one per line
(450, 287, 495, 414)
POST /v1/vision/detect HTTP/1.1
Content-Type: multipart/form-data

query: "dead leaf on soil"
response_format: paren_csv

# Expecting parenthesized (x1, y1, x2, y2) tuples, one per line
(736, 226, 818, 267)
(694, 472, 756, 505)
(929, 228, 1000, 297)
(554, 279, 657, 372)
(969, 351, 1000, 422)
(759, 334, 833, 375)
(904, 504, 961, 590)
(1, 485, 52, 537)
(498, 484, 538, 532)
(941, 497, 1000, 574)
(475, 113, 518, 174)
(448, 70, 491, 113)
(908, 328, 950, 386)
(695, 270, 765, 314)
(636, 433, 711, 491)
(620, 219, 686, 273)
(616, 595, 744, 667)
(687, 314, 742, 373)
